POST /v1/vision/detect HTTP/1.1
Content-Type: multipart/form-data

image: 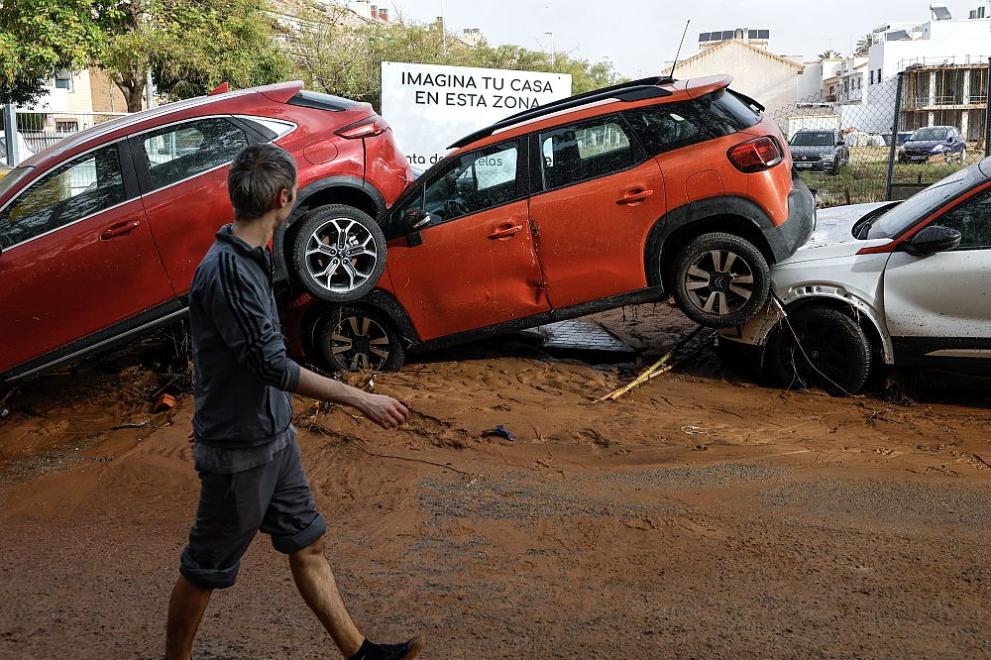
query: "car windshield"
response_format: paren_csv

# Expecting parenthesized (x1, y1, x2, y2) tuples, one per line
(791, 132, 834, 147)
(910, 127, 949, 141)
(867, 165, 982, 239)
(0, 165, 32, 198)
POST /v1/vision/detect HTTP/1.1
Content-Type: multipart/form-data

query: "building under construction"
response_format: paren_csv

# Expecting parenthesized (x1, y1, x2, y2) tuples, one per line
(902, 60, 989, 143)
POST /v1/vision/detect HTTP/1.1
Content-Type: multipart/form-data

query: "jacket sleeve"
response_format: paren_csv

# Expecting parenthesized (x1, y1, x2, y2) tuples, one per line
(206, 251, 301, 392)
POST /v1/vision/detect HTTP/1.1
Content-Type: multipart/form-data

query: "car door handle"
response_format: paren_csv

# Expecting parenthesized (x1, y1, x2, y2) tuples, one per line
(100, 219, 142, 240)
(618, 189, 654, 205)
(488, 224, 523, 240)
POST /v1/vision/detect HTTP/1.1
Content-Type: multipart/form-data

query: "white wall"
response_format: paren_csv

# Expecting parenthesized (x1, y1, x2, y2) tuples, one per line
(870, 17, 991, 77)
(673, 41, 805, 115)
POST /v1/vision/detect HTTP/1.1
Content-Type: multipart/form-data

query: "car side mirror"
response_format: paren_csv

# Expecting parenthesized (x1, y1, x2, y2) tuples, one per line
(836, 140, 845, 146)
(399, 208, 431, 247)
(903, 225, 961, 257)
(401, 208, 431, 232)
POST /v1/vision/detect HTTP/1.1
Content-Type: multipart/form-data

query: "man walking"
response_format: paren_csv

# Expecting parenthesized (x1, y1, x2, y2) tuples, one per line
(165, 144, 424, 660)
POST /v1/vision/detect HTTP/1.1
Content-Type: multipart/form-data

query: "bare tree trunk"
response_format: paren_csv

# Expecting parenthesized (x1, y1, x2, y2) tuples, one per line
(113, 74, 145, 113)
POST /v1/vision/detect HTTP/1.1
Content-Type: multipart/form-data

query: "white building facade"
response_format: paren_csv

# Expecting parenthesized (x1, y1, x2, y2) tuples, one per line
(862, 5, 991, 135)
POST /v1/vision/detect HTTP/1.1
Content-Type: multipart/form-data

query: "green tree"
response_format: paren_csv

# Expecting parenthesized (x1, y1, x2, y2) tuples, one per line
(817, 49, 842, 60)
(285, 5, 379, 104)
(149, 0, 291, 102)
(854, 33, 874, 57)
(0, 0, 103, 105)
(96, 0, 291, 112)
(289, 12, 623, 111)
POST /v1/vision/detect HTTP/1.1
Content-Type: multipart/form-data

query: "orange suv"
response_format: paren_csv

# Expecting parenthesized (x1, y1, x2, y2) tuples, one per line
(291, 75, 815, 372)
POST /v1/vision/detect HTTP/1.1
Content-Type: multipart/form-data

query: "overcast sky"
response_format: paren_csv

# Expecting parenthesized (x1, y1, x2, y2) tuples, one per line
(385, 0, 983, 76)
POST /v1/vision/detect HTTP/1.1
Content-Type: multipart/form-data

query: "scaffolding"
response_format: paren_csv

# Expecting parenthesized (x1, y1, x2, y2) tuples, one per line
(902, 61, 989, 143)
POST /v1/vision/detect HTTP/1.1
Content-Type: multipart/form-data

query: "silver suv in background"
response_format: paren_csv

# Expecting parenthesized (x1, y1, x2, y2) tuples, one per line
(789, 129, 849, 175)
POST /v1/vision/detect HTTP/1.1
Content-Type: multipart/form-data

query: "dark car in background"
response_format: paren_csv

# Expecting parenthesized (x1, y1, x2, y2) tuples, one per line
(789, 129, 849, 175)
(898, 126, 967, 163)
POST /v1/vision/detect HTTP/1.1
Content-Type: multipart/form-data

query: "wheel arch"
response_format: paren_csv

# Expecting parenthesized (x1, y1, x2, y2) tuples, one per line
(780, 292, 893, 365)
(300, 288, 420, 361)
(644, 199, 776, 290)
(274, 177, 387, 284)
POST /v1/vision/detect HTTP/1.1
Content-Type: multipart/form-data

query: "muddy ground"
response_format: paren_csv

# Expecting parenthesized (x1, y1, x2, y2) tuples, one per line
(1, 304, 990, 659)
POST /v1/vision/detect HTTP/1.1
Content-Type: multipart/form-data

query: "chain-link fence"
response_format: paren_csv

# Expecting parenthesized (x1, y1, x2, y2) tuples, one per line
(1, 111, 127, 165)
(768, 58, 991, 208)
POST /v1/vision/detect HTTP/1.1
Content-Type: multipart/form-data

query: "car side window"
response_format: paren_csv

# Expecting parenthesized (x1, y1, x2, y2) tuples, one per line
(624, 103, 718, 155)
(539, 117, 635, 191)
(140, 118, 248, 190)
(421, 141, 520, 222)
(936, 188, 991, 250)
(0, 143, 125, 250)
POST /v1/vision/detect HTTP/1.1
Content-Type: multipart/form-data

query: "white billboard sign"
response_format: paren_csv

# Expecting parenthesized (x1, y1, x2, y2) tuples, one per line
(381, 61, 572, 169)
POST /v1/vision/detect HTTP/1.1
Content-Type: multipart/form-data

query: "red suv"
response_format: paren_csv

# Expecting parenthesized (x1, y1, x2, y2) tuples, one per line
(0, 81, 411, 381)
(293, 75, 815, 372)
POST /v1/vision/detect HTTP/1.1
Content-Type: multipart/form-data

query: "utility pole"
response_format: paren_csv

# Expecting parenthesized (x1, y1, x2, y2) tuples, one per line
(545, 31, 555, 67)
(441, 0, 447, 58)
(3, 104, 18, 167)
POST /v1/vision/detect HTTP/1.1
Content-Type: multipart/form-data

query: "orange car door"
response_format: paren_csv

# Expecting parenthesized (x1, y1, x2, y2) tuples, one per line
(385, 139, 549, 341)
(527, 114, 666, 310)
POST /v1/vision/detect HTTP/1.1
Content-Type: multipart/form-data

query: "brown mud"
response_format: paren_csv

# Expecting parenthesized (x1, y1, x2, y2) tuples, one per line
(1, 305, 989, 659)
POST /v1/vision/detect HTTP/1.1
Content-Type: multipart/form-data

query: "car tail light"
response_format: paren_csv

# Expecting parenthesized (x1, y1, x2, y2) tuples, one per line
(335, 116, 389, 139)
(727, 136, 783, 173)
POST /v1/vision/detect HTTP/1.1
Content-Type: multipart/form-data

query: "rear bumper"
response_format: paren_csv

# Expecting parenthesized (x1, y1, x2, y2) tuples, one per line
(762, 171, 815, 263)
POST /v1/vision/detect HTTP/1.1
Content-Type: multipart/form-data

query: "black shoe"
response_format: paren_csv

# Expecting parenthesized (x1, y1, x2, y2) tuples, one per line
(348, 636, 425, 660)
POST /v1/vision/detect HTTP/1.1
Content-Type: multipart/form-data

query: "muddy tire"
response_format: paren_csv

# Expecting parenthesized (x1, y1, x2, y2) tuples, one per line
(768, 307, 872, 396)
(291, 205, 386, 303)
(315, 305, 405, 373)
(671, 232, 770, 329)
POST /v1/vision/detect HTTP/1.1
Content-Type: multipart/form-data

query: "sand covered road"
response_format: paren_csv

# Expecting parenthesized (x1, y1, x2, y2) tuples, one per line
(1, 305, 990, 659)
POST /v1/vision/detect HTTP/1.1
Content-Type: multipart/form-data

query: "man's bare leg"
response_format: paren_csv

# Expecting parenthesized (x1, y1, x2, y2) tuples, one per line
(290, 534, 365, 658)
(165, 575, 213, 660)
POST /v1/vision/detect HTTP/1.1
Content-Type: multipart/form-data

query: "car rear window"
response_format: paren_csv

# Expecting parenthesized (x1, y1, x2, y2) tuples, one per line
(791, 132, 835, 147)
(695, 88, 762, 132)
(624, 102, 715, 155)
(624, 88, 762, 157)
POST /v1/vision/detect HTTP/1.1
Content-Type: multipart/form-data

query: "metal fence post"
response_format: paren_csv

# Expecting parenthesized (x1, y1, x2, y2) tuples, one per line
(985, 57, 990, 158)
(885, 72, 905, 201)
(3, 104, 18, 166)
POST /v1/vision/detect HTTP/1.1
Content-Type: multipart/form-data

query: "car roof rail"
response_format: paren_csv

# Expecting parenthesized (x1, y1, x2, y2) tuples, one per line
(448, 76, 676, 149)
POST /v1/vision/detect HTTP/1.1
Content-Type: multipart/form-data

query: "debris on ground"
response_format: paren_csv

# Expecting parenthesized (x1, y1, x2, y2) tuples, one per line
(152, 393, 177, 413)
(481, 425, 514, 441)
(596, 326, 711, 402)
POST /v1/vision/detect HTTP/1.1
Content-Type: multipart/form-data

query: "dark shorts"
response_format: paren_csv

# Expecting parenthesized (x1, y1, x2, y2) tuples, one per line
(179, 440, 327, 589)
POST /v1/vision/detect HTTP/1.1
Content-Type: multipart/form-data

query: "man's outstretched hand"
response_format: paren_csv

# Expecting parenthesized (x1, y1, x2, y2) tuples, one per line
(356, 392, 410, 429)
(295, 366, 411, 429)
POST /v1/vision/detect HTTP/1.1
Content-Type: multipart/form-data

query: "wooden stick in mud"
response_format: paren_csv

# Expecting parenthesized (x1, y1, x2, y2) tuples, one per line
(595, 325, 704, 403)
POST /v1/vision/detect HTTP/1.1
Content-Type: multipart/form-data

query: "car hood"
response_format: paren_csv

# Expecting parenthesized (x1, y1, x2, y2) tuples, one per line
(779, 201, 894, 264)
(790, 145, 835, 156)
(903, 140, 945, 151)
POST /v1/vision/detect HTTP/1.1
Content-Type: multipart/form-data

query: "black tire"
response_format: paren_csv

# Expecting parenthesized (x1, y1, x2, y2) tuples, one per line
(768, 307, 872, 396)
(291, 205, 387, 303)
(314, 305, 405, 373)
(670, 232, 771, 329)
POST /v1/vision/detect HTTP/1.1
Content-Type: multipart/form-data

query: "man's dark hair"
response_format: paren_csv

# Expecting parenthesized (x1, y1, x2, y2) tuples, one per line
(227, 144, 297, 220)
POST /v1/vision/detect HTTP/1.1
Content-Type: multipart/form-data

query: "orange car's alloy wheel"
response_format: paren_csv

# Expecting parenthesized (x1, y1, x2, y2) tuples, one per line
(684, 249, 755, 317)
(317, 306, 405, 373)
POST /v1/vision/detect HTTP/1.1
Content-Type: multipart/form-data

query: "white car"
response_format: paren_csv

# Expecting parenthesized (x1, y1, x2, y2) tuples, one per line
(720, 156, 991, 394)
